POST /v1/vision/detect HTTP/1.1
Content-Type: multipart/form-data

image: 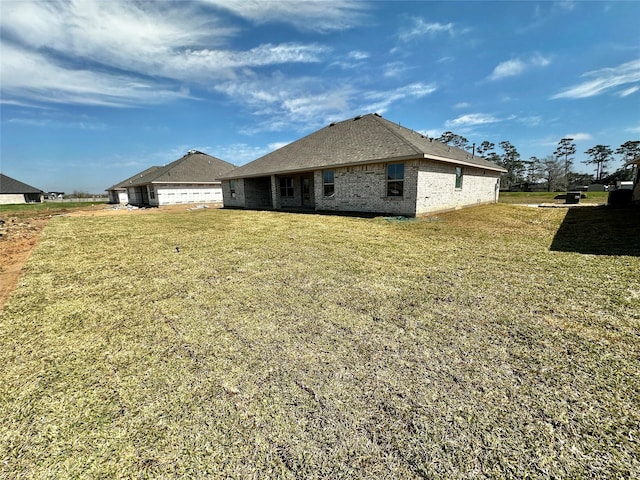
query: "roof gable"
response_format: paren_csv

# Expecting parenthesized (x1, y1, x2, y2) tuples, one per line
(0, 174, 43, 194)
(110, 151, 235, 189)
(220, 114, 506, 179)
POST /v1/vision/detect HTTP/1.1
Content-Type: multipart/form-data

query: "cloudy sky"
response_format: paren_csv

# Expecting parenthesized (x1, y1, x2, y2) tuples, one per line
(1, 0, 638, 193)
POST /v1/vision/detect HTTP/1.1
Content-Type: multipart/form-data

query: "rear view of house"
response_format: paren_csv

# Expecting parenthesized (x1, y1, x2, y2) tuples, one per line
(107, 150, 235, 206)
(219, 113, 506, 217)
(0, 174, 44, 204)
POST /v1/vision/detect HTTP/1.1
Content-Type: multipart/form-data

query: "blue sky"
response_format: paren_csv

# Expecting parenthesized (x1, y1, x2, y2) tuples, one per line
(1, 0, 638, 193)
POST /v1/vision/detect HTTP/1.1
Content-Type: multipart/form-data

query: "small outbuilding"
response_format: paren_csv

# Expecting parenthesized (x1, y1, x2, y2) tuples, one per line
(219, 113, 506, 217)
(107, 150, 235, 206)
(0, 174, 44, 204)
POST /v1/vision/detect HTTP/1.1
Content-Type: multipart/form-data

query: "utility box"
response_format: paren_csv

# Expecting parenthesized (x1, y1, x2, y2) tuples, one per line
(566, 191, 581, 204)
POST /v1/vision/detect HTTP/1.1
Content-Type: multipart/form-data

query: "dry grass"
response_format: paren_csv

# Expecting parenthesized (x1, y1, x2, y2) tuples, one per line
(499, 191, 609, 204)
(1, 204, 638, 478)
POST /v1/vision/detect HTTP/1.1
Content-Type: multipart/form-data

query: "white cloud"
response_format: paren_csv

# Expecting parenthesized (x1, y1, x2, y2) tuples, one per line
(383, 62, 410, 78)
(552, 59, 640, 99)
(617, 86, 639, 97)
(214, 75, 436, 133)
(362, 83, 438, 114)
(348, 51, 369, 60)
(489, 54, 551, 80)
(0, 0, 334, 106)
(445, 113, 500, 128)
(1, 44, 190, 107)
(399, 18, 456, 41)
(206, 0, 368, 32)
(490, 59, 526, 80)
(268, 141, 291, 151)
(453, 102, 471, 109)
(566, 133, 592, 141)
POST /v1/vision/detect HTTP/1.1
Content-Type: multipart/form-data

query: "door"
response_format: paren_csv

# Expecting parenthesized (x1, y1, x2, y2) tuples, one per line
(301, 174, 314, 208)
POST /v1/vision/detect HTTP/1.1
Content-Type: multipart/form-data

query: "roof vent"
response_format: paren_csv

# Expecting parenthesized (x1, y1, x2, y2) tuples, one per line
(354, 115, 362, 120)
(374, 113, 381, 117)
(329, 122, 336, 127)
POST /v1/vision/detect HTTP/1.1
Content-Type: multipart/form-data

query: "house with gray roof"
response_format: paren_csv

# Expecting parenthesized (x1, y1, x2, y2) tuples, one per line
(107, 150, 234, 206)
(0, 174, 44, 204)
(219, 113, 507, 217)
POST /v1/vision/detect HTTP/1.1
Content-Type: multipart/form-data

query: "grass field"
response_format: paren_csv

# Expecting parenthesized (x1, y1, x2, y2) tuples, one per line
(0, 201, 107, 214)
(1, 204, 639, 478)
(498, 191, 609, 204)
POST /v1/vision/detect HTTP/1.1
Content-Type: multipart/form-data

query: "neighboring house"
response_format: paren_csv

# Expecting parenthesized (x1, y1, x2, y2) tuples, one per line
(0, 173, 44, 204)
(107, 166, 159, 204)
(106, 150, 235, 206)
(219, 113, 506, 217)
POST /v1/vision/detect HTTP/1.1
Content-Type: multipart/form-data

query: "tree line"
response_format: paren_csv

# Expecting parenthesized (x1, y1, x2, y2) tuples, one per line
(435, 131, 640, 191)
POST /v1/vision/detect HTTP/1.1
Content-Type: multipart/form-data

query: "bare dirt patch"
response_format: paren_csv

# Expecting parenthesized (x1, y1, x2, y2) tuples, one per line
(0, 216, 48, 308)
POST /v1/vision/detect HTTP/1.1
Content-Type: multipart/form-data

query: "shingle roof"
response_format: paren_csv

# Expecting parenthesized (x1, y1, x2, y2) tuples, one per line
(219, 113, 506, 179)
(107, 166, 160, 190)
(0, 173, 43, 194)
(108, 151, 235, 190)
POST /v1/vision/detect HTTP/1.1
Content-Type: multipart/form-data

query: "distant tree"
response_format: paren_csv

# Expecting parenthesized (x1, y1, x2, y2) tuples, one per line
(539, 155, 564, 192)
(497, 141, 524, 189)
(600, 167, 634, 185)
(584, 145, 614, 182)
(476, 141, 495, 156)
(571, 172, 595, 189)
(616, 140, 640, 179)
(524, 156, 542, 183)
(436, 131, 469, 150)
(477, 140, 501, 164)
(615, 140, 640, 163)
(554, 138, 576, 191)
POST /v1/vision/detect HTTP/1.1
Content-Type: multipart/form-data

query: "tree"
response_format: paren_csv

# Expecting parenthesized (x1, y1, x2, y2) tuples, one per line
(477, 140, 501, 164)
(600, 166, 634, 185)
(476, 141, 495, 156)
(497, 141, 524, 189)
(539, 155, 564, 192)
(616, 140, 640, 180)
(524, 156, 542, 183)
(615, 140, 640, 163)
(554, 138, 576, 191)
(584, 145, 613, 182)
(436, 131, 469, 150)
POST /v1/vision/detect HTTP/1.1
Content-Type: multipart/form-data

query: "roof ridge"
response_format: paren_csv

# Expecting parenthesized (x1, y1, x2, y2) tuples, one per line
(371, 114, 424, 157)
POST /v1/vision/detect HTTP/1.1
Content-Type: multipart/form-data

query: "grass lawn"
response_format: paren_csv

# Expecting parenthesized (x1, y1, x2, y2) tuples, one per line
(498, 191, 609, 204)
(1, 204, 639, 478)
(0, 201, 107, 214)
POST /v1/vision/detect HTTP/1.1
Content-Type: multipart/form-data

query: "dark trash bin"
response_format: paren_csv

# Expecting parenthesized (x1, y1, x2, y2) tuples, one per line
(566, 191, 581, 204)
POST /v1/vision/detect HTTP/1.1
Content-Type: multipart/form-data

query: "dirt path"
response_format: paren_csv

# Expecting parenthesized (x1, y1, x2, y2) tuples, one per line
(0, 203, 220, 309)
(0, 216, 48, 309)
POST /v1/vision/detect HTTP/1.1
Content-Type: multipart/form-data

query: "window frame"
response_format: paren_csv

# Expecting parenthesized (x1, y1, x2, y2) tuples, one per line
(455, 167, 463, 189)
(279, 177, 294, 198)
(323, 170, 335, 197)
(386, 163, 404, 197)
(229, 180, 236, 199)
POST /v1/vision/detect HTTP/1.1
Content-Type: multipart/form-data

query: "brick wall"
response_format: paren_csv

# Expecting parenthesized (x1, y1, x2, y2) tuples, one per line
(314, 161, 418, 216)
(415, 160, 500, 215)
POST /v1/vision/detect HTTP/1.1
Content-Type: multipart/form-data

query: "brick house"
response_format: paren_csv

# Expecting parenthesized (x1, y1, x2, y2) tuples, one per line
(219, 114, 506, 217)
(107, 150, 234, 206)
(0, 173, 44, 204)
